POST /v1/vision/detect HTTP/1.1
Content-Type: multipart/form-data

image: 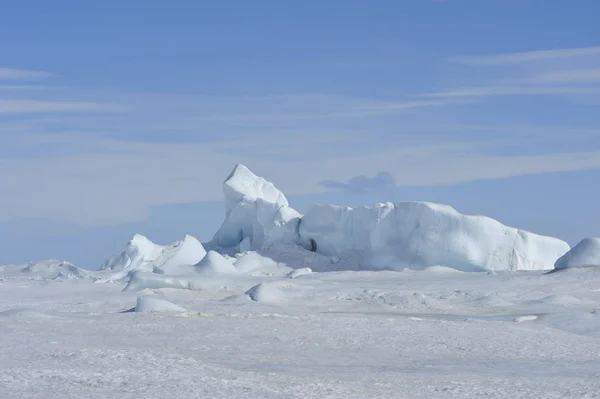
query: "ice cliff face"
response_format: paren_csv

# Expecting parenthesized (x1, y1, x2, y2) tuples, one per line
(209, 164, 302, 251)
(554, 237, 600, 270)
(299, 202, 569, 272)
(209, 164, 570, 272)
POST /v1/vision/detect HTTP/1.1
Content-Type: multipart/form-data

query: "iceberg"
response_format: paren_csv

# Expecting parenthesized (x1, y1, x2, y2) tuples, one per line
(209, 164, 569, 272)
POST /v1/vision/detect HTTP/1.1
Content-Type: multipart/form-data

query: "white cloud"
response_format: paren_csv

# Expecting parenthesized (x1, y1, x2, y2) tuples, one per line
(452, 46, 600, 65)
(532, 68, 600, 83)
(0, 100, 133, 114)
(426, 85, 600, 98)
(2, 133, 600, 227)
(0, 67, 58, 81)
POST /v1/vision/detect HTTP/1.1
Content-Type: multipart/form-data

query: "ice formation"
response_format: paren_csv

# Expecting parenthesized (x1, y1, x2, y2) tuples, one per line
(0, 259, 85, 280)
(194, 251, 239, 275)
(208, 164, 570, 272)
(299, 202, 570, 272)
(208, 164, 302, 251)
(98, 234, 207, 281)
(554, 237, 600, 270)
(134, 295, 187, 313)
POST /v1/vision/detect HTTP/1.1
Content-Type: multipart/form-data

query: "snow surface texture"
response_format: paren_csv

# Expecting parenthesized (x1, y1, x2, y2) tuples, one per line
(1, 270, 600, 398)
(209, 164, 569, 272)
(0, 259, 85, 280)
(554, 237, 600, 269)
(98, 234, 207, 281)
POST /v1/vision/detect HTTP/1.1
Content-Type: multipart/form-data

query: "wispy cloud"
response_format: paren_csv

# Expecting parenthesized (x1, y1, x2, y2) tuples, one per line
(0, 100, 133, 114)
(452, 46, 600, 65)
(0, 67, 58, 81)
(2, 134, 600, 226)
(320, 171, 396, 194)
(426, 85, 600, 98)
(188, 96, 451, 124)
(532, 68, 600, 84)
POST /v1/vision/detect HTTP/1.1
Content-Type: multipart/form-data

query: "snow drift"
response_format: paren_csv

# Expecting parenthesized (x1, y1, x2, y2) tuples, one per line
(134, 296, 187, 313)
(554, 237, 600, 270)
(208, 164, 569, 272)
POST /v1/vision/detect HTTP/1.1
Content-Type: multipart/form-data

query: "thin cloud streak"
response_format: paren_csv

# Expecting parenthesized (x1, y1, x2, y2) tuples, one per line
(532, 68, 600, 83)
(452, 46, 600, 65)
(426, 85, 600, 98)
(0, 100, 134, 114)
(0, 67, 59, 81)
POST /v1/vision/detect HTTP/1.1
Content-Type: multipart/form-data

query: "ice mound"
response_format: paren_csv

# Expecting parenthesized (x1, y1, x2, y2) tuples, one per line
(233, 251, 290, 275)
(195, 250, 239, 275)
(134, 295, 187, 313)
(554, 237, 600, 270)
(0, 259, 85, 280)
(99, 234, 207, 281)
(286, 267, 313, 278)
(150, 235, 207, 275)
(208, 164, 302, 251)
(100, 234, 165, 271)
(299, 202, 569, 272)
(124, 272, 196, 292)
(245, 282, 287, 303)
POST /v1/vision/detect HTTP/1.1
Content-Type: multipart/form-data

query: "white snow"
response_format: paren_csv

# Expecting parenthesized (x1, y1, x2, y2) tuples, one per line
(0, 259, 85, 280)
(286, 267, 313, 278)
(554, 237, 600, 269)
(1, 269, 600, 398)
(233, 251, 290, 275)
(150, 234, 207, 275)
(134, 295, 187, 313)
(99, 234, 165, 271)
(299, 201, 569, 272)
(3, 163, 598, 398)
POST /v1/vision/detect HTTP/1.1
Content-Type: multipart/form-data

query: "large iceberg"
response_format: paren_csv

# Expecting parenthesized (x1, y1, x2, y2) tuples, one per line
(208, 164, 569, 272)
(299, 202, 569, 272)
(554, 237, 600, 270)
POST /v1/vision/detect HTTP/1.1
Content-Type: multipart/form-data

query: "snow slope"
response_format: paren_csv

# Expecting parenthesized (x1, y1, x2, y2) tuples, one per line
(209, 165, 569, 272)
(554, 237, 600, 269)
(0, 259, 85, 280)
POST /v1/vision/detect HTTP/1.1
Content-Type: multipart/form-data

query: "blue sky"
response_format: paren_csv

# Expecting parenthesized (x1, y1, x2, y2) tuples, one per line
(1, 0, 600, 268)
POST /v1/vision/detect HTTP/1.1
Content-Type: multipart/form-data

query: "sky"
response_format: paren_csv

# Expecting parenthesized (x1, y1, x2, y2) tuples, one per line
(1, 0, 600, 268)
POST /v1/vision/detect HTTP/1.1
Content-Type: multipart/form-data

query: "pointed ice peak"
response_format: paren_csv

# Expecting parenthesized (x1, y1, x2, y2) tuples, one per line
(223, 164, 289, 215)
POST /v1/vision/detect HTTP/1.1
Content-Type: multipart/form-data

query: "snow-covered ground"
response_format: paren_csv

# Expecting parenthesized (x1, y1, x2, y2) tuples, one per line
(1, 165, 599, 398)
(1, 267, 600, 398)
